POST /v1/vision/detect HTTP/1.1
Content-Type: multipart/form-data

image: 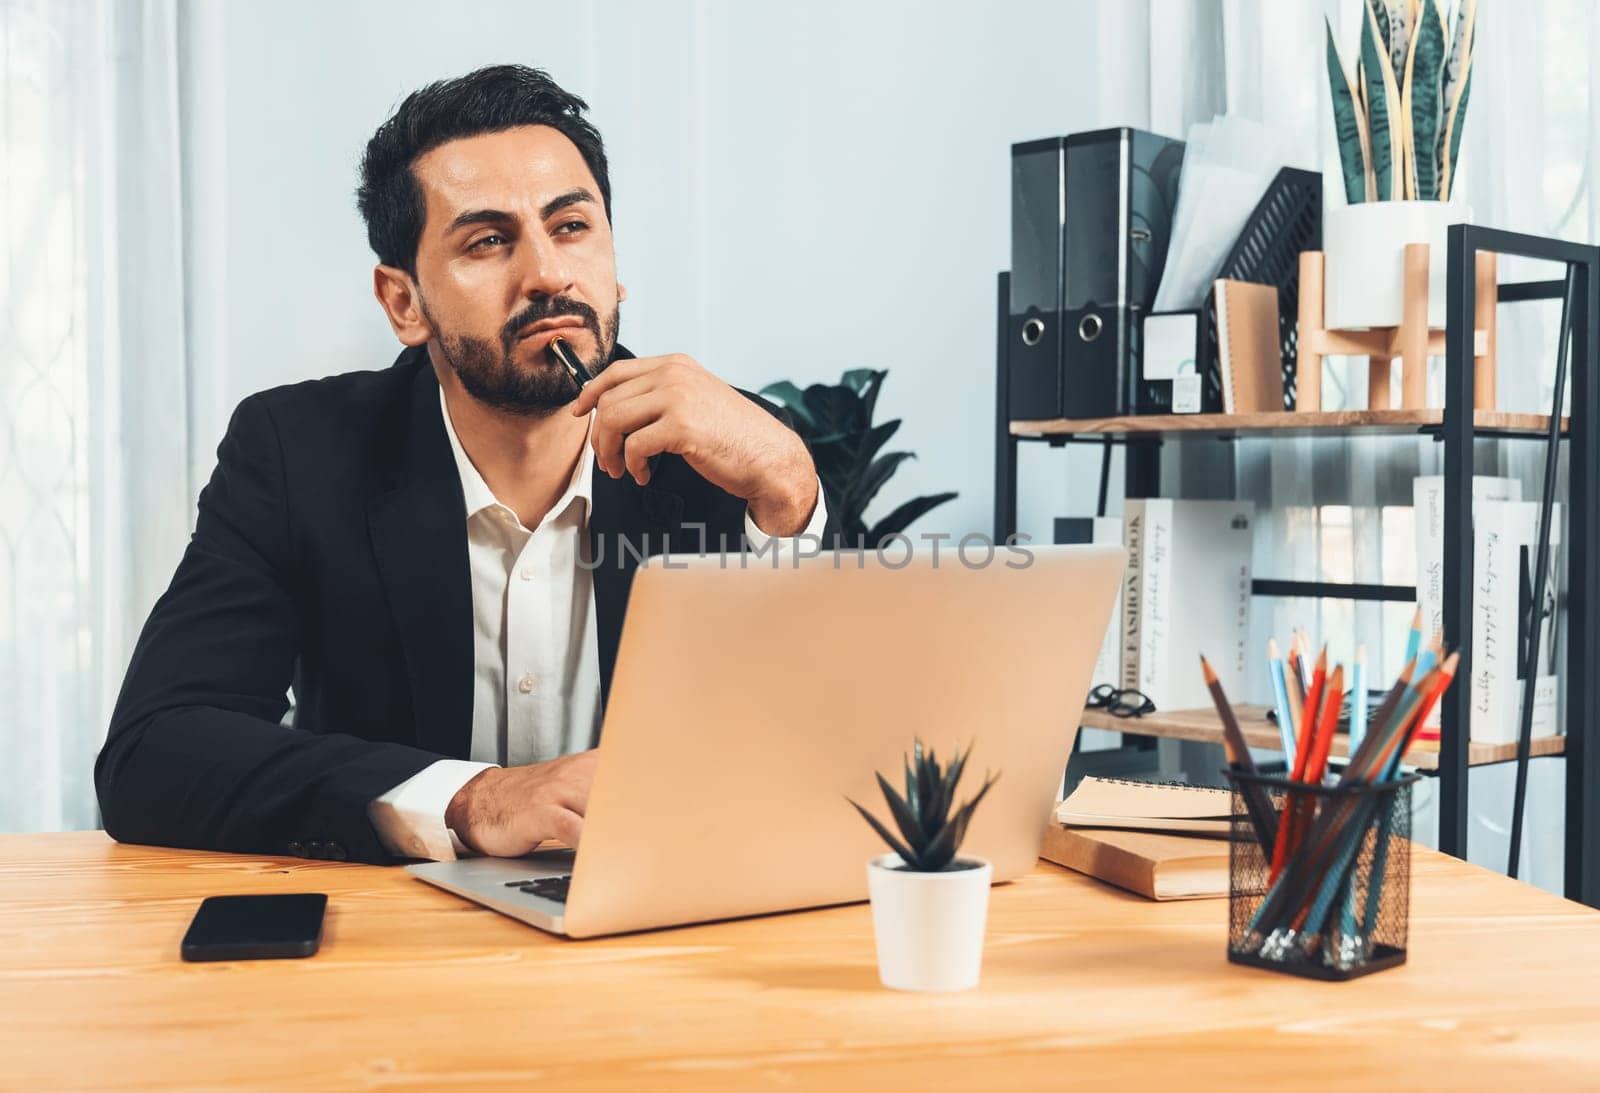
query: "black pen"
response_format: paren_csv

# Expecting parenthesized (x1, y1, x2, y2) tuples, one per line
(548, 335, 593, 390)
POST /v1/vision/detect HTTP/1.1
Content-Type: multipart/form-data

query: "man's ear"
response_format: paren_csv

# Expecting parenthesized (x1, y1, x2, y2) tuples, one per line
(373, 265, 434, 346)
(617, 282, 628, 303)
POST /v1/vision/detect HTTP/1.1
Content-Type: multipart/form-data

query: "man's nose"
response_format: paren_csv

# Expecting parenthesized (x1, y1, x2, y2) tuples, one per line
(517, 233, 575, 300)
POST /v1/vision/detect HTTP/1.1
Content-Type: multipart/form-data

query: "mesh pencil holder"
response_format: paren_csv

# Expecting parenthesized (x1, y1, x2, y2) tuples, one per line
(1224, 770, 1417, 981)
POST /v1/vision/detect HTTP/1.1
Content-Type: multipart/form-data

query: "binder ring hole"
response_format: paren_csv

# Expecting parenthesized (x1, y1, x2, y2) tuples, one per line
(1078, 313, 1103, 342)
(1021, 318, 1045, 347)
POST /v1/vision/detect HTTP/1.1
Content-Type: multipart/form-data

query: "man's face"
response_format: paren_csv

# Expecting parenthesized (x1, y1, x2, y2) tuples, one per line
(409, 125, 620, 416)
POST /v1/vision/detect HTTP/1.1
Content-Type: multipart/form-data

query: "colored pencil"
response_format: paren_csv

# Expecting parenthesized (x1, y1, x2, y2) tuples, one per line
(1340, 656, 1416, 785)
(1269, 647, 1328, 879)
(1404, 606, 1423, 666)
(1201, 655, 1278, 853)
(1304, 665, 1346, 787)
(1349, 646, 1368, 753)
(1267, 639, 1296, 756)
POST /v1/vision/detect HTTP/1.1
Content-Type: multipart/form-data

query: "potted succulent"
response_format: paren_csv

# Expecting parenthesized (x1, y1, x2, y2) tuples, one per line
(1323, 0, 1477, 329)
(848, 741, 999, 992)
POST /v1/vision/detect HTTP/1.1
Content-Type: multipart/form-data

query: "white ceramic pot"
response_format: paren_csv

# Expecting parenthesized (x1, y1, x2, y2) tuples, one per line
(1324, 200, 1471, 330)
(865, 854, 992, 992)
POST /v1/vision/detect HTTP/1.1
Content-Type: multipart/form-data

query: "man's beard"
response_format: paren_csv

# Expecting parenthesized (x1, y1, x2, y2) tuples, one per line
(423, 293, 620, 418)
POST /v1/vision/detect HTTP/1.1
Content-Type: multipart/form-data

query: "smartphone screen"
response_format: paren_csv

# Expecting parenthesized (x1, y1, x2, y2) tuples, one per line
(181, 893, 327, 962)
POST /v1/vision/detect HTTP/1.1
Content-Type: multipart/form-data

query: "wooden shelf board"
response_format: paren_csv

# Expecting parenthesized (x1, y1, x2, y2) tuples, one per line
(1012, 408, 1568, 440)
(1080, 703, 1567, 770)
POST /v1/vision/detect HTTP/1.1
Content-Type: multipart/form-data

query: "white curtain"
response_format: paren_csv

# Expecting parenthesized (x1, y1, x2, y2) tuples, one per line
(0, 0, 190, 832)
(1098, 0, 1598, 892)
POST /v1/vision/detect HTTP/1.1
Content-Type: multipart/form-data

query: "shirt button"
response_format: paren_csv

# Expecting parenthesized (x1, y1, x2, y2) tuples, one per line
(519, 566, 534, 580)
(517, 674, 536, 694)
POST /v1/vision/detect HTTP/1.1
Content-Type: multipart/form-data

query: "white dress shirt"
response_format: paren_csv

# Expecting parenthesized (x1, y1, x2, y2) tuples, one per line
(367, 388, 826, 860)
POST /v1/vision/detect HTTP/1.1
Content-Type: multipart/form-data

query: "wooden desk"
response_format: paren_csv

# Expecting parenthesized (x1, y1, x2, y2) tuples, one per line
(4, 832, 1598, 1089)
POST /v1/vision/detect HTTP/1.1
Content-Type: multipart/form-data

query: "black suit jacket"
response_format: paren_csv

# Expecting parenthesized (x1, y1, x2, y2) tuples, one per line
(96, 344, 823, 864)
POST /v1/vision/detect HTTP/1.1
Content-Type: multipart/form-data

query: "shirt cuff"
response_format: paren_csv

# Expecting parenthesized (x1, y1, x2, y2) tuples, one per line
(367, 759, 495, 861)
(744, 476, 828, 548)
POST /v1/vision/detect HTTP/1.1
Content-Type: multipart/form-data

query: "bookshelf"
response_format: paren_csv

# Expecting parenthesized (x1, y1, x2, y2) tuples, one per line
(994, 224, 1600, 906)
(1011, 408, 1568, 441)
(1079, 705, 1567, 772)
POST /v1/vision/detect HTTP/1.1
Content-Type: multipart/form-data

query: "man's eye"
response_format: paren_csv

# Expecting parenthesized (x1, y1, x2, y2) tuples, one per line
(469, 234, 508, 251)
(556, 220, 588, 235)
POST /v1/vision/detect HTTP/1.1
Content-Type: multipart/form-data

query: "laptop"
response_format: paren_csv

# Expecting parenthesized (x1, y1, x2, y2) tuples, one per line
(407, 543, 1125, 937)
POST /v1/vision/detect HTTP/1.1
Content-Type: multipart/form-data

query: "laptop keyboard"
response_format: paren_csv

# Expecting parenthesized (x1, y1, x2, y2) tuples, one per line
(504, 875, 571, 903)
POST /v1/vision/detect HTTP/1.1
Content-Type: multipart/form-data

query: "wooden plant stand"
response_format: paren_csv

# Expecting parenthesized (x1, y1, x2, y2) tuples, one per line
(1296, 244, 1497, 411)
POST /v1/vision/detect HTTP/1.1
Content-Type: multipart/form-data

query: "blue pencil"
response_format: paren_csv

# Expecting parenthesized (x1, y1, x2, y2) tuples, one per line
(1268, 638, 1296, 757)
(1403, 607, 1422, 667)
(1349, 645, 1368, 752)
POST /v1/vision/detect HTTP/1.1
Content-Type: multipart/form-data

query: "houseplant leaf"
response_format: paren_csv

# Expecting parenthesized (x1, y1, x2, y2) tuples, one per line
(1325, 18, 1371, 205)
(1442, 62, 1472, 200)
(847, 798, 915, 865)
(854, 418, 902, 470)
(1437, 0, 1476, 201)
(868, 492, 959, 541)
(918, 773, 1000, 871)
(756, 381, 817, 430)
(847, 451, 917, 521)
(876, 773, 930, 854)
(1365, 0, 1393, 58)
(1360, 0, 1404, 201)
(801, 382, 861, 437)
(1402, 0, 1446, 200)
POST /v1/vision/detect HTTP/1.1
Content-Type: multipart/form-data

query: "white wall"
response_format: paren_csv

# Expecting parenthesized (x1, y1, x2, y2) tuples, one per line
(179, 0, 1136, 538)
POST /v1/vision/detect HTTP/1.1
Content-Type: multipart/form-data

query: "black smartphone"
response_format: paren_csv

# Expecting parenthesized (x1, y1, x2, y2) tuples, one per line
(180, 893, 327, 962)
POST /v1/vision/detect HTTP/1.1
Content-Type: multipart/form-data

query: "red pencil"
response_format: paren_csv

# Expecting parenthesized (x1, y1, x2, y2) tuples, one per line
(1303, 665, 1346, 786)
(1270, 646, 1328, 880)
(1381, 653, 1460, 775)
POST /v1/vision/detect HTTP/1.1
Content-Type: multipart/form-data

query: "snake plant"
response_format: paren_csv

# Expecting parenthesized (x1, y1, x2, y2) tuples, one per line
(1326, 0, 1476, 204)
(849, 740, 998, 872)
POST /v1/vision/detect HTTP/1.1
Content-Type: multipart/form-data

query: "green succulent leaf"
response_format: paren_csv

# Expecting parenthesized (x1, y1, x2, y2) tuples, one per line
(941, 741, 972, 803)
(1443, 62, 1472, 200)
(1405, 0, 1446, 201)
(854, 740, 998, 870)
(875, 772, 930, 854)
(1326, 18, 1370, 205)
(1360, 0, 1401, 201)
(848, 797, 915, 865)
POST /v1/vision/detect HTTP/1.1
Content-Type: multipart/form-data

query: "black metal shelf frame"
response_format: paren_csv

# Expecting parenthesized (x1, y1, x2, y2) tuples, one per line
(993, 225, 1600, 906)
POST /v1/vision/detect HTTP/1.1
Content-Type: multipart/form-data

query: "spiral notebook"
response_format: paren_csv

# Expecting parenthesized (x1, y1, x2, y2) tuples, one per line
(1041, 777, 1232, 901)
(1052, 776, 1232, 836)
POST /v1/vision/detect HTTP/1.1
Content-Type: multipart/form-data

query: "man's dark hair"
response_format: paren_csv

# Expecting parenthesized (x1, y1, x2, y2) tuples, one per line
(356, 64, 611, 275)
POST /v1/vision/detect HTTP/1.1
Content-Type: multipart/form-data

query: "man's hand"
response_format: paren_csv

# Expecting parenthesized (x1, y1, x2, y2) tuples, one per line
(569, 353, 818, 536)
(444, 750, 598, 858)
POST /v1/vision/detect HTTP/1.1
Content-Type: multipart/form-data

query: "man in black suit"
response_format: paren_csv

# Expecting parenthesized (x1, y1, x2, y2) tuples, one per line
(96, 65, 829, 866)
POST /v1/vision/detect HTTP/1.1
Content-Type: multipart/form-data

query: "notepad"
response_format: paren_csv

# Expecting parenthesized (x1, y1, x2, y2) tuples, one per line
(1040, 824, 1229, 900)
(1053, 776, 1232, 837)
(1212, 278, 1285, 413)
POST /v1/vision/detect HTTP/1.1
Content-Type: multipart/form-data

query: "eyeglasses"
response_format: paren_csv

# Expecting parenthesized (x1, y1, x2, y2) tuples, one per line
(1086, 684, 1156, 719)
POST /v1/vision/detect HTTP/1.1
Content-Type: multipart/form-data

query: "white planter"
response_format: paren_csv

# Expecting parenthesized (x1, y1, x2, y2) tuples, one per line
(1324, 200, 1471, 330)
(865, 854, 992, 992)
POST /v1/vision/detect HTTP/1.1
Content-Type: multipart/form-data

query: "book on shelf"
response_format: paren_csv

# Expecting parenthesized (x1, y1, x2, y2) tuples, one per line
(1414, 475, 1523, 730)
(1055, 517, 1125, 752)
(1122, 499, 1255, 712)
(1472, 500, 1561, 745)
